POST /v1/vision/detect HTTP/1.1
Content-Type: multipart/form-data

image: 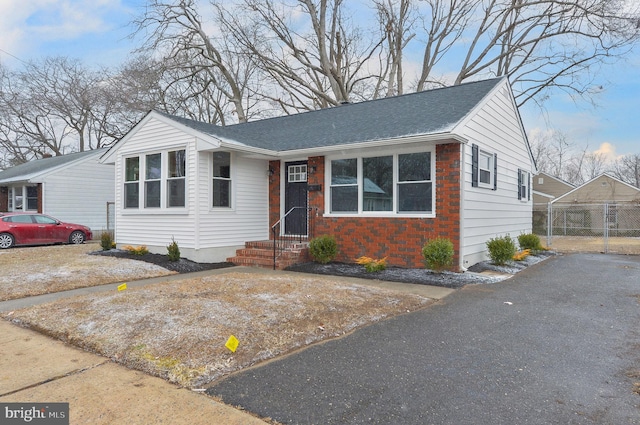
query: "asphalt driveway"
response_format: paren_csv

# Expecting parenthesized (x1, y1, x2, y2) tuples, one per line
(208, 253, 640, 424)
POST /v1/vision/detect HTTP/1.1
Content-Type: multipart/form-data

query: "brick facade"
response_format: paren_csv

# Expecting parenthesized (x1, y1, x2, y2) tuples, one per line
(270, 143, 462, 270)
(37, 183, 43, 213)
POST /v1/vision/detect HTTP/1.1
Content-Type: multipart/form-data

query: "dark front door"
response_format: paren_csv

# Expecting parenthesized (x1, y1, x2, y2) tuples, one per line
(284, 161, 308, 236)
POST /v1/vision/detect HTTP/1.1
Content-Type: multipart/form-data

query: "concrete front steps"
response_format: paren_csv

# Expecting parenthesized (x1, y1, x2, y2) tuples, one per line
(227, 240, 310, 270)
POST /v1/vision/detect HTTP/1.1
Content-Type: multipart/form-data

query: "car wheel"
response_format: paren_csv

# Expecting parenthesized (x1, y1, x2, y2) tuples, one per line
(0, 233, 14, 249)
(69, 231, 85, 244)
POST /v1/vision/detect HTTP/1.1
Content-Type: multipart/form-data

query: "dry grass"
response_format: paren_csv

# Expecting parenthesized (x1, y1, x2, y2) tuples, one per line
(547, 236, 640, 255)
(0, 244, 175, 301)
(3, 272, 431, 388)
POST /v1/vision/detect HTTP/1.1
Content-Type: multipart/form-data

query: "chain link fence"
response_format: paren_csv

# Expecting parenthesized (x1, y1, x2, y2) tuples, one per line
(533, 203, 640, 254)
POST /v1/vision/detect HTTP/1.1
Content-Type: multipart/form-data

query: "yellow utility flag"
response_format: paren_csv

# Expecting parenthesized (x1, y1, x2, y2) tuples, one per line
(117, 283, 127, 291)
(225, 335, 239, 353)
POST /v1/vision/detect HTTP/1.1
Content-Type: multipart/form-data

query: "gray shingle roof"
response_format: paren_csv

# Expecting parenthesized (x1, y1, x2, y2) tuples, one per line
(0, 148, 106, 183)
(159, 78, 504, 152)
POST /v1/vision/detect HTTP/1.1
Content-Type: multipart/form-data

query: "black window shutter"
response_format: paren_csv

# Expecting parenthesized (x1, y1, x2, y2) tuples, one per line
(493, 153, 498, 191)
(527, 173, 531, 201)
(517, 169, 522, 200)
(471, 144, 478, 187)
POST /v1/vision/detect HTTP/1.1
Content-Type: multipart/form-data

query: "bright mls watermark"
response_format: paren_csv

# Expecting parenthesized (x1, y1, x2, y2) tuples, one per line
(1, 403, 69, 424)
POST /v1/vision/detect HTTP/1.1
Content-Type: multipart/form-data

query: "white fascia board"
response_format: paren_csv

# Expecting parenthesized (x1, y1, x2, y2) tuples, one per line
(203, 137, 279, 159)
(272, 132, 467, 160)
(532, 190, 555, 200)
(100, 111, 155, 164)
(0, 176, 34, 184)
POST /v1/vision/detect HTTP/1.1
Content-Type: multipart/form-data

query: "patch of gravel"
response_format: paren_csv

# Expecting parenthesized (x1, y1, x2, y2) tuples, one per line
(91, 249, 235, 274)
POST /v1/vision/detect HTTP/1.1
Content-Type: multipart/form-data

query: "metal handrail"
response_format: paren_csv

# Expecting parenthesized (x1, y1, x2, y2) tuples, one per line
(271, 207, 316, 270)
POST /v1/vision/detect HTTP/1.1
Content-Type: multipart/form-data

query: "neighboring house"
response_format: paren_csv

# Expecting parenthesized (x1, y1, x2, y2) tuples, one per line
(549, 173, 640, 236)
(532, 171, 575, 205)
(552, 173, 640, 205)
(531, 171, 575, 234)
(0, 149, 115, 233)
(100, 77, 536, 270)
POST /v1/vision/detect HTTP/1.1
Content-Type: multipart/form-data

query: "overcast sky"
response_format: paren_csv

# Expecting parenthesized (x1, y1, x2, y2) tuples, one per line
(1, 0, 638, 160)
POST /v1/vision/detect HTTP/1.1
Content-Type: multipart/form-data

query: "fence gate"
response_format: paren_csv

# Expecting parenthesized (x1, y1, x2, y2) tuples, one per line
(533, 203, 640, 254)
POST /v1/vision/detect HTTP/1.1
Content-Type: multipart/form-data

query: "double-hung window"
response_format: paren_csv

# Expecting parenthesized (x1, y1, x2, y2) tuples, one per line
(212, 151, 231, 207)
(478, 151, 493, 186)
(7, 187, 13, 211)
(518, 169, 530, 201)
(167, 150, 186, 207)
(472, 144, 497, 190)
(124, 157, 140, 209)
(145, 153, 161, 208)
(329, 151, 433, 215)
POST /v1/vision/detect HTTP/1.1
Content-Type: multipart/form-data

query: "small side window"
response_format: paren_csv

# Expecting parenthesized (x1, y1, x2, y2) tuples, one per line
(472, 144, 497, 190)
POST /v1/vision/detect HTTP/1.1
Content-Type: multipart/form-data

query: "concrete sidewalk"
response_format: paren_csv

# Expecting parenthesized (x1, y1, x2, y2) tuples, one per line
(0, 266, 455, 424)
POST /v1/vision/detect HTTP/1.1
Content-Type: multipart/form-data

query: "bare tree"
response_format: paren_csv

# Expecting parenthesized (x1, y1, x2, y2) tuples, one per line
(0, 57, 117, 162)
(612, 154, 640, 188)
(415, 0, 475, 91)
(462, 0, 639, 106)
(582, 150, 610, 181)
(372, 0, 416, 97)
(216, 0, 386, 112)
(132, 0, 259, 124)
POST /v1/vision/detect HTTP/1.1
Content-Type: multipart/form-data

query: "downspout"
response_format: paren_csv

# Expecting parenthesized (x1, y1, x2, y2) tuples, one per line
(459, 143, 467, 272)
(193, 140, 200, 253)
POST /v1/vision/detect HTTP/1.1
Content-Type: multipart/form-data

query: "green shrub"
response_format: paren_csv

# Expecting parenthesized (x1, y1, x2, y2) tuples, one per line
(100, 231, 113, 251)
(309, 235, 338, 264)
(517, 233, 544, 251)
(486, 235, 516, 265)
(167, 237, 181, 262)
(422, 238, 454, 272)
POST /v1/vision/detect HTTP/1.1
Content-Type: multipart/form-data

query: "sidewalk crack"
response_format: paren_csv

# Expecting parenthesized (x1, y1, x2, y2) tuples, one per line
(0, 360, 109, 397)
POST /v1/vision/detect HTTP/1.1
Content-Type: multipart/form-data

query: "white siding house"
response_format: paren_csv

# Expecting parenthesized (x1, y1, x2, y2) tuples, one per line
(103, 77, 535, 269)
(0, 149, 114, 233)
(102, 115, 270, 263)
(458, 83, 535, 266)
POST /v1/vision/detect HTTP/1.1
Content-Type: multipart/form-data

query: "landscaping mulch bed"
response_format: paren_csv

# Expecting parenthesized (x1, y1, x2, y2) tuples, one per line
(91, 249, 235, 274)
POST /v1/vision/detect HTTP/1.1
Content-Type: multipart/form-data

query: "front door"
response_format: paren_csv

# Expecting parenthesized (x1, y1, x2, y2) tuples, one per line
(284, 161, 308, 236)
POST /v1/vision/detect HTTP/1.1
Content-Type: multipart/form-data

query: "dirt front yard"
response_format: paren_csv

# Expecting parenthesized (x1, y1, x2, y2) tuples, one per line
(0, 244, 175, 301)
(2, 246, 432, 389)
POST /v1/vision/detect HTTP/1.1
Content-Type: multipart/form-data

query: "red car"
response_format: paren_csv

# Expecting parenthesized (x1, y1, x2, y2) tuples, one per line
(0, 213, 92, 249)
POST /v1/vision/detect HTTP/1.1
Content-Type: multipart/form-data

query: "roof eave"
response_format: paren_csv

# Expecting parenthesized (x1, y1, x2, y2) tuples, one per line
(270, 132, 467, 159)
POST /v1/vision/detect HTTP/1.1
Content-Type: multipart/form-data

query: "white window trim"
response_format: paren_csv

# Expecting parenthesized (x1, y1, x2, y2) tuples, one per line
(8, 185, 38, 212)
(477, 149, 494, 189)
(325, 147, 435, 218)
(122, 147, 188, 214)
(519, 169, 530, 202)
(211, 151, 234, 210)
